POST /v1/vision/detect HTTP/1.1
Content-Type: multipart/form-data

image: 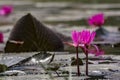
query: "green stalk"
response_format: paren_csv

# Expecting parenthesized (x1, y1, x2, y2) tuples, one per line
(86, 51, 88, 76)
(76, 47, 80, 76)
(85, 45, 88, 76)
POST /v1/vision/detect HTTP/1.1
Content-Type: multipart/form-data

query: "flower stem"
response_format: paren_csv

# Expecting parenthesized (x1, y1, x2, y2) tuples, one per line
(76, 47, 80, 76)
(85, 46, 88, 76)
(86, 51, 88, 76)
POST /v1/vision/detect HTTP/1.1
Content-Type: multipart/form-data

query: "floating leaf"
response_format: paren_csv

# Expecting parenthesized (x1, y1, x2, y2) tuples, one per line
(71, 57, 83, 66)
(0, 64, 8, 72)
(5, 13, 64, 53)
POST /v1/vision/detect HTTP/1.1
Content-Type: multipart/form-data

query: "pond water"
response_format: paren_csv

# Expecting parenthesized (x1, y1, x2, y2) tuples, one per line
(0, 0, 120, 80)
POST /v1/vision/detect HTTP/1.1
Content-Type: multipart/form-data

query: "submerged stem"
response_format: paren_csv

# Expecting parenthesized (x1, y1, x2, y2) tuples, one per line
(76, 47, 80, 76)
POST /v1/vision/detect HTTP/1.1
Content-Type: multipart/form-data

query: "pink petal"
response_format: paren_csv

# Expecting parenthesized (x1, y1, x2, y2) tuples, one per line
(0, 10, 5, 16)
(85, 31, 91, 44)
(95, 50, 104, 56)
(88, 18, 94, 26)
(88, 31, 96, 44)
(63, 42, 78, 47)
(79, 30, 95, 45)
(71, 30, 79, 46)
(79, 31, 83, 43)
(81, 30, 86, 44)
(88, 45, 104, 56)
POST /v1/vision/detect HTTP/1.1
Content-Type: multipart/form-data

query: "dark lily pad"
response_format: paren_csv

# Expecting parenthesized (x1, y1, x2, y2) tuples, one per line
(0, 64, 8, 73)
(71, 57, 83, 66)
(95, 27, 109, 41)
(46, 63, 60, 71)
(4, 13, 64, 53)
(96, 27, 109, 36)
(95, 27, 120, 42)
(118, 27, 120, 31)
(83, 56, 113, 61)
(98, 61, 117, 64)
(114, 43, 120, 47)
(108, 69, 119, 72)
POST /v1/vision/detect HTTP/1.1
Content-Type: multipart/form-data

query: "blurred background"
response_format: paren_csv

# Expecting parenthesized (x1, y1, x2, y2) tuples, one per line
(0, 0, 120, 26)
(0, 0, 120, 54)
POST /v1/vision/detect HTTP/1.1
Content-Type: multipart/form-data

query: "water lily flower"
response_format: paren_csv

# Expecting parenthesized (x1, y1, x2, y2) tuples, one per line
(88, 45, 104, 56)
(88, 13, 104, 27)
(78, 30, 104, 75)
(0, 33, 3, 43)
(79, 30, 96, 45)
(71, 30, 81, 76)
(0, 5, 13, 16)
(64, 30, 104, 76)
(64, 30, 81, 76)
(71, 30, 80, 47)
(88, 13, 109, 39)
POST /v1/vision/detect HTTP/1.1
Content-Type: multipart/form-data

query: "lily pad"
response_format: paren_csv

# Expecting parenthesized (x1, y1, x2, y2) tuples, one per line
(5, 13, 64, 53)
(71, 57, 83, 66)
(0, 64, 8, 72)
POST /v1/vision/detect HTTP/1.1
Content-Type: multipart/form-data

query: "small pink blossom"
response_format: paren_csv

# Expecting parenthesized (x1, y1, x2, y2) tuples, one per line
(79, 30, 96, 45)
(88, 13, 105, 27)
(0, 33, 3, 43)
(0, 5, 13, 16)
(78, 30, 104, 56)
(65, 30, 80, 47)
(71, 30, 80, 47)
(64, 30, 104, 56)
(67, 30, 81, 76)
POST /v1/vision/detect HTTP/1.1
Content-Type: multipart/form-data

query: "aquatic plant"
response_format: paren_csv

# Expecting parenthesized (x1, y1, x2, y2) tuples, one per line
(78, 30, 104, 75)
(65, 30, 104, 76)
(0, 5, 13, 16)
(64, 30, 81, 76)
(88, 13, 104, 27)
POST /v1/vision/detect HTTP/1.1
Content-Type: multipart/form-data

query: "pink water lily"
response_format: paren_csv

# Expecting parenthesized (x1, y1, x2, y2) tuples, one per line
(79, 30, 96, 45)
(0, 5, 13, 16)
(78, 30, 96, 76)
(88, 45, 104, 56)
(78, 30, 104, 75)
(64, 30, 82, 47)
(0, 33, 3, 43)
(71, 30, 81, 76)
(71, 30, 80, 47)
(64, 30, 104, 76)
(78, 30, 104, 56)
(88, 13, 105, 27)
(64, 30, 81, 76)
